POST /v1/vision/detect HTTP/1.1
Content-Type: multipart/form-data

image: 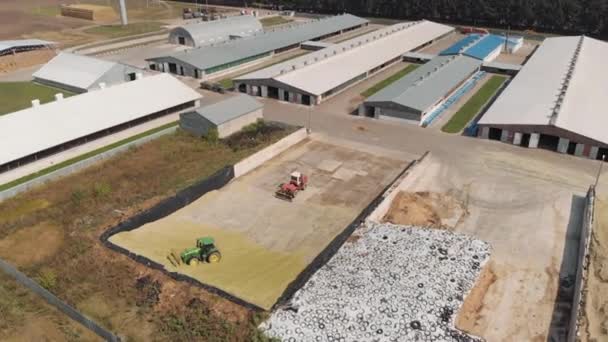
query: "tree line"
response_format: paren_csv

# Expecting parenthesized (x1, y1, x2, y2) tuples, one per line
(190, 0, 608, 37)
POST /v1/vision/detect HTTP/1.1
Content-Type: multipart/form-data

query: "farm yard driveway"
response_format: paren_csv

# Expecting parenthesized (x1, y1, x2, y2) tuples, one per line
(384, 152, 586, 341)
(110, 137, 407, 310)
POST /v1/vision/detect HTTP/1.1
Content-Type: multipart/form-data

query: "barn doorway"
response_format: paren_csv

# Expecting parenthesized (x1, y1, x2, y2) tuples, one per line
(283, 91, 290, 102)
(168, 63, 177, 74)
(238, 84, 247, 93)
(538, 134, 559, 151)
(488, 128, 502, 141)
(268, 86, 279, 99)
(301, 94, 311, 106)
(128, 72, 136, 81)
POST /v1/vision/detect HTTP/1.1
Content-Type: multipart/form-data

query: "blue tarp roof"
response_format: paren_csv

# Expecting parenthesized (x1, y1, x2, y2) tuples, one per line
(440, 34, 482, 55)
(463, 34, 505, 60)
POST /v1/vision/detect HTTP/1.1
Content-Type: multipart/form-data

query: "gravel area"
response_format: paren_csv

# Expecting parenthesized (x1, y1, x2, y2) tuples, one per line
(261, 222, 491, 341)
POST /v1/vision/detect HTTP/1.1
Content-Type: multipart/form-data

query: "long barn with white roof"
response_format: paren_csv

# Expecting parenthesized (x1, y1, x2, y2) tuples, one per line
(477, 36, 608, 160)
(234, 20, 454, 106)
(0, 74, 201, 172)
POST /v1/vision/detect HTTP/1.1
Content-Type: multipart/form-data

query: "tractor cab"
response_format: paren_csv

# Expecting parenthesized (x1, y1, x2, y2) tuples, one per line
(177, 236, 221, 266)
(290, 171, 305, 187)
(197, 237, 216, 249)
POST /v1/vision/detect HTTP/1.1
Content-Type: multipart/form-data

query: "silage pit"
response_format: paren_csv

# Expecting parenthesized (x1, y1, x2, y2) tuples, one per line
(261, 223, 491, 341)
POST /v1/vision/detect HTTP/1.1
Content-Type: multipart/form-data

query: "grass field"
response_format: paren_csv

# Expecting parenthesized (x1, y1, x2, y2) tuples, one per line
(260, 16, 293, 27)
(0, 122, 179, 192)
(0, 125, 293, 341)
(84, 21, 166, 39)
(361, 64, 420, 98)
(0, 82, 75, 116)
(441, 75, 507, 134)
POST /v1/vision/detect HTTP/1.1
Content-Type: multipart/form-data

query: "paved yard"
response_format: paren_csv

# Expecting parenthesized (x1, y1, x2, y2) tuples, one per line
(382, 152, 585, 341)
(110, 138, 406, 310)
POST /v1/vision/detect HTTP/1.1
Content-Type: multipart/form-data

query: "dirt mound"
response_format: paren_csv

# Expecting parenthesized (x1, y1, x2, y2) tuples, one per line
(456, 262, 497, 334)
(0, 49, 56, 74)
(383, 191, 467, 229)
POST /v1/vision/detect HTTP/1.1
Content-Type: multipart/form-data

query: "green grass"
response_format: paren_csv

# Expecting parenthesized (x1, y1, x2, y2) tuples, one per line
(28, 5, 60, 17)
(0, 121, 179, 192)
(84, 21, 166, 39)
(216, 50, 309, 89)
(441, 75, 507, 134)
(361, 64, 420, 98)
(0, 82, 76, 116)
(260, 16, 293, 27)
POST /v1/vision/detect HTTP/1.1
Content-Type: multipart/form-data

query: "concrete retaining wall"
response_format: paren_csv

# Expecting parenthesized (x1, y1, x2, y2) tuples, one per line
(366, 152, 429, 223)
(233, 128, 308, 178)
(0, 126, 178, 203)
(567, 186, 596, 342)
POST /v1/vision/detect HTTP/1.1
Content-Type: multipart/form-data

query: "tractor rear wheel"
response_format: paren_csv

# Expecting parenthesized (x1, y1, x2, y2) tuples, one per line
(188, 258, 199, 266)
(207, 251, 221, 263)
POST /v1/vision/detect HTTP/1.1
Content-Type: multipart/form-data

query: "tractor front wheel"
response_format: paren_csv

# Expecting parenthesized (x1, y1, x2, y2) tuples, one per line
(207, 251, 221, 263)
(188, 258, 199, 266)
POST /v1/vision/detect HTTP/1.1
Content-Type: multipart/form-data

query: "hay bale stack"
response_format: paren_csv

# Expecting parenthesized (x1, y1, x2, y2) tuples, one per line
(60, 4, 118, 22)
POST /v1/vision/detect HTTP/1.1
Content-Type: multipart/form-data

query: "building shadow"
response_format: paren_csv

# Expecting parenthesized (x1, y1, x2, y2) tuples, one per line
(546, 194, 586, 341)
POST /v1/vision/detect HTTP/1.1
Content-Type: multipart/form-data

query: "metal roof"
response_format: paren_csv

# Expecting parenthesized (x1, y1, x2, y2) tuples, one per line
(441, 34, 506, 60)
(148, 14, 368, 71)
(441, 34, 482, 55)
(236, 20, 454, 96)
(0, 74, 201, 166)
(482, 61, 522, 71)
(479, 36, 608, 144)
(170, 15, 262, 47)
(463, 34, 504, 60)
(0, 39, 55, 53)
(366, 55, 481, 112)
(188, 94, 262, 125)
(403, 52, 437, 60)
(33, 53, 140, 91)
(301, 40, 335, 48)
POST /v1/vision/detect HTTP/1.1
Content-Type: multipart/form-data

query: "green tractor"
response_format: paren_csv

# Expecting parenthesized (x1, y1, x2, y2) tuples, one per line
(168, 237, 221, 266)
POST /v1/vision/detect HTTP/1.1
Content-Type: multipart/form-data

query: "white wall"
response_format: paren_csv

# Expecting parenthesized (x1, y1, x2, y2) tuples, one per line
(233, 128, 307, 178)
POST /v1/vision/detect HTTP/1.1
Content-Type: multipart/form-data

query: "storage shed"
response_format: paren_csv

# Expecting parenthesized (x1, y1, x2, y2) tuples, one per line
(169, 15, 262, 47)
(180, 95, 263, 138)
(33, 52, 144, 93)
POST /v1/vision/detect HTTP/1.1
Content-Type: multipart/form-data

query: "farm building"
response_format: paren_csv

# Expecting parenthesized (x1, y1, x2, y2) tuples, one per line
(0, 39, 55, 56)
(477, 36, 608, 160)
(440, 34, 522, 62)
(146, 14, 369, 80)
(0, 74, 200, 172)
(169, 15, 262, 47)
(233, 20, 454, 106)
(180, 95, 263, 138)
(33, 53, 144, 93)
(360, 55, 482, 124)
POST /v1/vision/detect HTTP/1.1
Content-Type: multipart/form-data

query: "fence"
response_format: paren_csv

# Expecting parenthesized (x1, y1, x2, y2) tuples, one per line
(0, 258, 120, 341)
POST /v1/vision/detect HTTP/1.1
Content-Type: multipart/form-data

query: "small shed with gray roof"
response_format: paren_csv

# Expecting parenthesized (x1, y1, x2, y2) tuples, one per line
(169, 15, 262, 47)
(180, 95, 263, 138)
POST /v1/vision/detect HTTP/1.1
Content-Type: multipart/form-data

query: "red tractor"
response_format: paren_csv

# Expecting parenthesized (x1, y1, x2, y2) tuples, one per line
(275, 171, 308, 201)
